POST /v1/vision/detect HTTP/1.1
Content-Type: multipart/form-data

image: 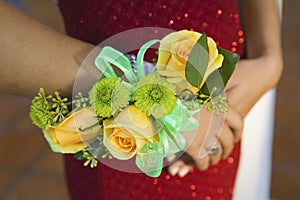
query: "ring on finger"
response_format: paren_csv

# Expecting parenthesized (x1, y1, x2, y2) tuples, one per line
(207, 143, 222, 156)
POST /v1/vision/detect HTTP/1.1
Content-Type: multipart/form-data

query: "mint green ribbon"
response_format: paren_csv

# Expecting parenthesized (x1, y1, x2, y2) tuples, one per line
(158, 99, 201, 156)
(95, 46, 137, 83)
(136, 99, 201, 177)
(135, 142, 164, 177)
(95, 40, 160, 83)
(136, 39, 160, 78)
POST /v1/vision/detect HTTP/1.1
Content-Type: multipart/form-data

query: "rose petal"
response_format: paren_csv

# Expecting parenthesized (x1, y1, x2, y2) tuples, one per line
(103, 106, 157, 160)
(43, 128, 85, 153)
(103, 129, 136, 160)
(42, 108, 100, 154)
(115, 106, 155, 139)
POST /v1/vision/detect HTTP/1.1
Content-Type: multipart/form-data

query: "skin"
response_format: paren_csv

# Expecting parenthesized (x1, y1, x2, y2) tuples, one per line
(169, 0, 283, 176)
(0, 2, 94, 97)
(0, 0, 282, 177)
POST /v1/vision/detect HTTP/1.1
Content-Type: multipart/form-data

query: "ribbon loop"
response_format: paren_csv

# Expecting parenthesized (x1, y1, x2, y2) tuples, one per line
(95, 40, 160, 83)
(136, 39, 160, 78)
(95, 46, 138, 83)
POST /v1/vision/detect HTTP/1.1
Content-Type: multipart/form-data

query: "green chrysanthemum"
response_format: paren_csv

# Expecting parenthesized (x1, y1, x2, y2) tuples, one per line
(30, 105, 53, 129)
(132, 72, 176, 118)
(29, 88, 53, 129)
(89, 77, 130, 118)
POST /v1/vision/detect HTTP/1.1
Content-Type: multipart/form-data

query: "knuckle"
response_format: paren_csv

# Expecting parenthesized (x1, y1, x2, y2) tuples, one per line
(238, 120, 244, 132)
(210, 157, 221, 165)
(222, 143, 234, 157)
(199, 164, 209, 171)
(197, 158, 209, 171)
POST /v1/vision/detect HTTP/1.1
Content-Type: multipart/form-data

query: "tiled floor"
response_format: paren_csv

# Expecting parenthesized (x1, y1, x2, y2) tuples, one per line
(0, 0, 299, 199)
(0, 94, 68, 199)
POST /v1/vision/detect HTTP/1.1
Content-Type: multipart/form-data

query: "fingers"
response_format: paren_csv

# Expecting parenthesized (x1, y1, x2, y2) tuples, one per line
(209, 144, 223, 165)
(167, 139, 226, 176)
(218, 125, 235, 159)
(191, 154, 209, 171)
(179, 105, 242, 172)
(167, 153, 194, 177)
(178, 165, 193, 177)
(226, 107, 244, 142)
(168, 160, 184, 176)
(195, 119, 235, 169)
(198, 141, 223, 169)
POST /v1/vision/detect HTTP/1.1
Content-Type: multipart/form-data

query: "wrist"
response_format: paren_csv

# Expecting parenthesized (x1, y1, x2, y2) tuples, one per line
(260, 53, 283, 90)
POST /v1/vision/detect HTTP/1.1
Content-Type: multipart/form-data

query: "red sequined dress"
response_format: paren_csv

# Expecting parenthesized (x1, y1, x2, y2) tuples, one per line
(58, 0, 245, 199)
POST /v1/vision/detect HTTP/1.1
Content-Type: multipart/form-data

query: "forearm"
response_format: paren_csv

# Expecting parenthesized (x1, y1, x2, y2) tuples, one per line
(0, 2, 94, 97)
(225, 0, 283, 117)
(239, 0, 283, 88)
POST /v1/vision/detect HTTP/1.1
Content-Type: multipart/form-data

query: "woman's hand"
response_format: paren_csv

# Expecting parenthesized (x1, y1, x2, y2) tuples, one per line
(226, 56, 283, 117)
(167, 0, 283, 178)
(167, 105, 243, 177)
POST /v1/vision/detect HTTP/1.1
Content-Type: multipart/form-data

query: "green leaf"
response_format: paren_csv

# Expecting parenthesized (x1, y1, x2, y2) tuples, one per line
(201, 47, 240, 96)
(185, 33, 209, 88)
(74, 151, 87, 161)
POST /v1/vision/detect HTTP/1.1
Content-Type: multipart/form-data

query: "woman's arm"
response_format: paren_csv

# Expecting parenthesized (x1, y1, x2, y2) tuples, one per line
(239, 0, 282, 61)
(0, 2, 94, 97)
(227, 0, 283, 117)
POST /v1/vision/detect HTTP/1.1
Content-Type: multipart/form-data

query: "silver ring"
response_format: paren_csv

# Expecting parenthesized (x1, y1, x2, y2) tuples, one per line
(207, 144, 221, 156)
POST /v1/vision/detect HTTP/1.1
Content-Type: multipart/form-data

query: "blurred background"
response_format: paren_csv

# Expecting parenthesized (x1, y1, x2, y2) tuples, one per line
(0, 0, 299, 199)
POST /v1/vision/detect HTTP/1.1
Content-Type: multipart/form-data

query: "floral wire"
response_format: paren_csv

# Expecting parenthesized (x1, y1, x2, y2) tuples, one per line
(78, 122, 102, 132)
(177, 89, 198, 110)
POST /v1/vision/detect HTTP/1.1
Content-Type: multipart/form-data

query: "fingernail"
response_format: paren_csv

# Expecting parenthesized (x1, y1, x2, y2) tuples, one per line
(169, 166, 179, 176)
(178, 168, 189, 178)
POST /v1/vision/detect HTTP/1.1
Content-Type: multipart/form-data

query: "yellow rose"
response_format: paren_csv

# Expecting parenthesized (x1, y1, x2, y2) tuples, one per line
(157, 30, 224, 92)
(103, 105, 156, 160)
(44, 108, 101, 153)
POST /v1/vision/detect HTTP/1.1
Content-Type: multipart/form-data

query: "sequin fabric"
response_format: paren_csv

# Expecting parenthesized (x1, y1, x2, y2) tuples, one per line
(58, 0, 245, 199)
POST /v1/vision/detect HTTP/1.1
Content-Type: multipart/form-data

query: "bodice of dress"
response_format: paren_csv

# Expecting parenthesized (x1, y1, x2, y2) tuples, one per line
(58, 0, 244, 56)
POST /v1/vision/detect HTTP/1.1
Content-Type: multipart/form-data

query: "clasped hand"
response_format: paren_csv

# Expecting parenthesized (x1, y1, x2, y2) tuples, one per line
(167, 56, 282, 177)
(167, 104, 243, 177)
